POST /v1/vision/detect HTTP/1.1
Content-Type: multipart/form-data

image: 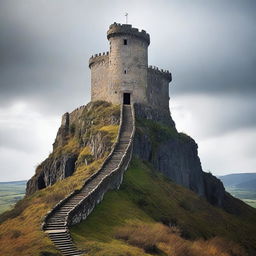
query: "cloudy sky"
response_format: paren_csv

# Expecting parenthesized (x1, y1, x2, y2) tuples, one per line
(0, 0, 255, 181)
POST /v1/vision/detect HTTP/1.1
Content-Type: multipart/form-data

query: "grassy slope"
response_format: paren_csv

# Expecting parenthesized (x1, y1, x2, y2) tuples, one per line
(71, 158, 256, 256)
(1, 102, 255, 255)
(0, 159, 104, 256)
(0, 102, 119, 256)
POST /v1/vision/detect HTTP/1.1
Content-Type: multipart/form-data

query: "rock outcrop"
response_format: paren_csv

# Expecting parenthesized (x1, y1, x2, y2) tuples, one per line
(27, 101, 239, 213)
(26, 101, 120, 195)
(133, 103, 228, 209)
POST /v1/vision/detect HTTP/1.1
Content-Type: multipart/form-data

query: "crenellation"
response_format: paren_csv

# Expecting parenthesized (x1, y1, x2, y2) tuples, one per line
(89, 22, 172, 111)
(148, 65, 172, 82)
(89, 52, 109, 68)
(107, 22, 150, 45)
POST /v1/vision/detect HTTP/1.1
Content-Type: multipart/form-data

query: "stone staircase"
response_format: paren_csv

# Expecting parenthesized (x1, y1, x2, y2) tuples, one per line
(43, 104, 134, 256)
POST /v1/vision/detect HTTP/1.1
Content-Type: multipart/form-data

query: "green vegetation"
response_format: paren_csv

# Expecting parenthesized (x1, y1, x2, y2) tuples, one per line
(0, 181, 26, 214)
(0, 101, 120, 256)
(0, 159, 104, 256)
(70, 158, 256, 256)
(115, 223, 246, 256)
(136, 118, 190, 155)
(99, 125, 119, 143)
(0, 102, 255, 255)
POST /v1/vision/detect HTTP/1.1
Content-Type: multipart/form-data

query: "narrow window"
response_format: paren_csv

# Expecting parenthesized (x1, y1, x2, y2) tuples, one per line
(124, 69, 127, 74)
(124, 39, 127, 45)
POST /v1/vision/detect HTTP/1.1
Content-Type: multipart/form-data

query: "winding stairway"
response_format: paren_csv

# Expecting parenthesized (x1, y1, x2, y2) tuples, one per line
(43, 104, 135, 256)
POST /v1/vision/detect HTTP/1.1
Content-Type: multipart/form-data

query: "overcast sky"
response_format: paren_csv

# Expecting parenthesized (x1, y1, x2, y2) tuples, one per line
(0, 0, 255, 181)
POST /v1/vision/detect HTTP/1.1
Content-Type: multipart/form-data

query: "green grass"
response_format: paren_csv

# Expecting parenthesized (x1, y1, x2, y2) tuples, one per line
(0, 181, 26, 214)
(0, 101, 120, 256)
(70, 158, 256, 256)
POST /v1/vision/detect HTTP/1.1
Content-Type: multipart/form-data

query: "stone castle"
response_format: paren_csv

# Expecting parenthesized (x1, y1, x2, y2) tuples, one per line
(89, 23, 172, 110)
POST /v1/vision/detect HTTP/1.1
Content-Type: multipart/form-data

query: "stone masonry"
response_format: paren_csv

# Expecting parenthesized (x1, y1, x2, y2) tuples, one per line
(89, 23, 172, 112)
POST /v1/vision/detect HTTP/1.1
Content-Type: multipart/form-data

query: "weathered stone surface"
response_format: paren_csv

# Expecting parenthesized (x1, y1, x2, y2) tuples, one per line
(134, 103, 175, 127)
(90, 23, 171, 108)
(26, 153, 77, 195)
(26, 101, 120, 196)
(133, 104, 227, 208)
(203, 172, 225, 206)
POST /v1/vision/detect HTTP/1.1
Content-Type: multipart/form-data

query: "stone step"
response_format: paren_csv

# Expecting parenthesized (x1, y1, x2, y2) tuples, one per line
(52, 239, 74, 244)
(58, 248, 80, 252)
(47, 222, 65, 225)
(56, 244, 77, 249)
(45, 227, 66, 231)
(49, 236, 70, 240)
(50, 239, 72, 242)
(47, 224, 66, 228)
(45, 105, 133, 256)
(47, 223, 65, 226)
(49, 236, 71, 240)
(48, 218, 65, 222)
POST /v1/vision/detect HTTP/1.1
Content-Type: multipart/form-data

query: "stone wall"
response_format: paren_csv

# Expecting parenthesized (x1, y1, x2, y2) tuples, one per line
(147, 67, 172, 112)
(89, 53, 110, 102)
(108, 34, 149, 104)
(42, 104, 135, 229)
(89, 23, 173, 113)
(67, 138, 133, 225)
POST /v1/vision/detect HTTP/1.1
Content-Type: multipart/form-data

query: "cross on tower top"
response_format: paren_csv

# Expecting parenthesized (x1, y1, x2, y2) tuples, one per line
(125, 13, 128, 24)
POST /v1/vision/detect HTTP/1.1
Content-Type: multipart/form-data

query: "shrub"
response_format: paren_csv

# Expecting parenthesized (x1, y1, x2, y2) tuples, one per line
(115, 223, 247, 256)
(10, 230, 22, 239)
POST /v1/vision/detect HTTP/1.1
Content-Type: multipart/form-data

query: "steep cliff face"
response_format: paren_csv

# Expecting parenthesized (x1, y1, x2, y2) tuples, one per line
(26, 101, 120, 195)
(133, 103, 227, 208)
(27, 101, 234, 211)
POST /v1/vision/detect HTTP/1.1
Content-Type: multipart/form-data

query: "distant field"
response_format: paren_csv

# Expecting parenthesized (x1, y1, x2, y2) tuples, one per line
(0, 181, 26, 214)
(219, 173, 256, 208)
(243, 200, 256, 208)
(225, 188, 256, 208)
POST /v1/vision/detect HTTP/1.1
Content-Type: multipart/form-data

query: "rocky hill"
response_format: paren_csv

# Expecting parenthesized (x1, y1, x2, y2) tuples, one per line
(1, 101, 256, 256)
(133, 103, 246, 214)
(26, 101, 120, 195)
(27, 102, 232, 211)
(70, 159, 256, 256)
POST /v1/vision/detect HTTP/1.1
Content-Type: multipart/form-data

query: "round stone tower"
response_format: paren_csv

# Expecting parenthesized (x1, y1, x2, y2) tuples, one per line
(89, 23, 151, 105)
(107, 23, 150, 105)
(89, 23, 171, 109)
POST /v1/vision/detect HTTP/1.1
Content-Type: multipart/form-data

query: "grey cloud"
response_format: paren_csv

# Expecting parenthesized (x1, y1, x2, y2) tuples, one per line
(0, 0, 256, 179)
(170, 93, 256, 140)
(1, 0, 255, 113)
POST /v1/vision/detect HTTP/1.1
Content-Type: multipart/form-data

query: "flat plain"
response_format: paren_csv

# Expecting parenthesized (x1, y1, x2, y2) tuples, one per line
(0, 181, 26, 214)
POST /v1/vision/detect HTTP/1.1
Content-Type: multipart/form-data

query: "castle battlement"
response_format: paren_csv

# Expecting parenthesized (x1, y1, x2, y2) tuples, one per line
(89, 51, 109, 68)
(148, 65, 172, 82)
(89, 23, 172, 111)
(107, 22, 150, 45)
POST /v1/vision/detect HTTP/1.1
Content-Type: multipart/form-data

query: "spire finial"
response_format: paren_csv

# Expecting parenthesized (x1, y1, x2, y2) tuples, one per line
(125, 12, 128, 24)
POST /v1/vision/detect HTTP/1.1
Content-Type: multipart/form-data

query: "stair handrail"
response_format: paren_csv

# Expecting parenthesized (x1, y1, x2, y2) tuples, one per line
(66, 104, 135, 225)
(42, 103, 124, 230)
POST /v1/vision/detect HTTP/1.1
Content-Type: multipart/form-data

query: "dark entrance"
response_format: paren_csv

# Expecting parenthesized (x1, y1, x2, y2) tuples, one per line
(123, 93, 131, 105)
